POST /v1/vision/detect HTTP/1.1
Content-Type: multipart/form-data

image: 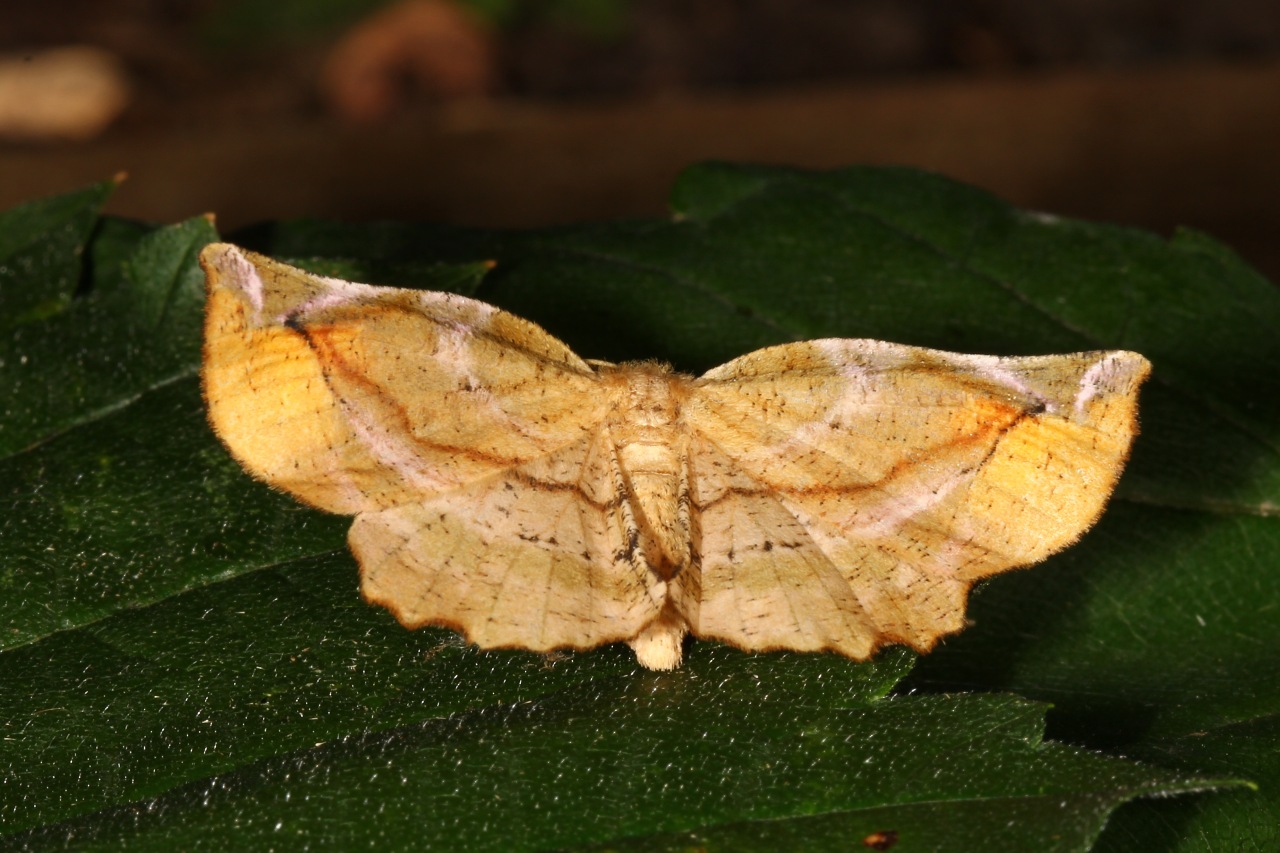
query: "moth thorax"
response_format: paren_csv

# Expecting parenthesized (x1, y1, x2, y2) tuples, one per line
(612, 367, 692, 578)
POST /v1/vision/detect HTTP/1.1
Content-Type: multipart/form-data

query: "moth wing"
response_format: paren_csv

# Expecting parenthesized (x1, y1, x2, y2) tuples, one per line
(680, 339, 1150, 655)
(202, 243, 612, 514)
(353, 425, 664, 652)
(668, 434, 883, 660)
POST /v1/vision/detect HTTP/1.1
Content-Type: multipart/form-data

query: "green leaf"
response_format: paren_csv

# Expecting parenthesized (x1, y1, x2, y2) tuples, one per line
(1095, 715, 1280, 852)
(4, 165, 1268, 849)
(0, 207, 217, 458)
(0, 178, 116, 329)
(6, 672, 1213, 851)
(283, 253, 494, 296)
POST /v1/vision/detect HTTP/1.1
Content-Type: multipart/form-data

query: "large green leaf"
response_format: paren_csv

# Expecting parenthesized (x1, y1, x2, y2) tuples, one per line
(0, 204, 211, 458)
(4, 165, 1271, 849)
(4, 665, 1214, 851)
(0, 178, 116, 330)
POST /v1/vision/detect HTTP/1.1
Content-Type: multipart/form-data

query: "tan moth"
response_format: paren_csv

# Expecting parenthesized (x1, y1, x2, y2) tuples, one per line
(201, 243, 1149, 670)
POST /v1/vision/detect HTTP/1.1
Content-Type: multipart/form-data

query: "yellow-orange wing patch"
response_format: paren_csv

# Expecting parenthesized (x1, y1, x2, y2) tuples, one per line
(679, 339, 1149, 658)
(202, 243, 661, 653)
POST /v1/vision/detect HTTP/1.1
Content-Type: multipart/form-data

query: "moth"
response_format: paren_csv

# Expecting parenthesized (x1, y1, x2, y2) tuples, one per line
(201, 243, 1150, 670)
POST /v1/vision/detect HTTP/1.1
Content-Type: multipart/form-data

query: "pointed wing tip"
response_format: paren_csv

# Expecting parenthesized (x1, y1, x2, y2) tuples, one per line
(200, 242, 252, 291)
(1086, 349, 1154, 399)
(198, 240, 240, 270)
(1107, 349, 1153, 381)
(200, 242, 271, 314)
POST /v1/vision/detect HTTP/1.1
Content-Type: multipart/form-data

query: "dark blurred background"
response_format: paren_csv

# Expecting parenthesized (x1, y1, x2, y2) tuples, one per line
(3, 0, 1279, 278)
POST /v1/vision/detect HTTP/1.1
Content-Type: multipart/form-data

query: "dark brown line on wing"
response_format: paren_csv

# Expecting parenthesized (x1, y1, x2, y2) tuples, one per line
(692, 407, 1032, 512)
(300, 315, 630, 514)
(288, 322, 601, 471)
(505, 468, 628, 513)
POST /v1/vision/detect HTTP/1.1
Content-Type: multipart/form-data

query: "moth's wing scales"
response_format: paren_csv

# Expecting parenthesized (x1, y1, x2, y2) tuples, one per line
(682, 339, 1150, 655)
(203, 244, 661, 656)
(202, 243, 611, 513)
(672, 433, 883, 660)
(353, 425, 664, 653)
